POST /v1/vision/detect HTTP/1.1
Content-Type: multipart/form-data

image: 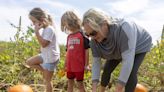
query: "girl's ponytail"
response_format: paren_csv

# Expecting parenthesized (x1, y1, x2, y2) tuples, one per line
(47, 14, 53, 26)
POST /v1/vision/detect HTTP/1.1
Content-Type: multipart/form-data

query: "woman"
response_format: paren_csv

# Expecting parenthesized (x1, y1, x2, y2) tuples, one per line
(82, 8, 152, 92)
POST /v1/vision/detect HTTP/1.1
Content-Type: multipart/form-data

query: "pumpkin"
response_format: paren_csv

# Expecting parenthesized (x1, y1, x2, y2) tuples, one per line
(135, 84, 148, 92)
(8, 84, 33, 92)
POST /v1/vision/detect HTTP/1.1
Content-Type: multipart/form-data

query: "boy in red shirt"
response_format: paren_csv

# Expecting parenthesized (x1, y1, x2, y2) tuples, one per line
(61, 10, 90, 92)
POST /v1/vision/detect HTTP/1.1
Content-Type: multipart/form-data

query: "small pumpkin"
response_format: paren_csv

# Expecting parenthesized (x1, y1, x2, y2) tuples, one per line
(135, 84, 148, 92)
(8, 84, 33, 92)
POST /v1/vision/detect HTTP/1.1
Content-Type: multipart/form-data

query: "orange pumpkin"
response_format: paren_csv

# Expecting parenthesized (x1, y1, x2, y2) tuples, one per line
(135, 84, 148, 92)
(8, 84, 33, 92)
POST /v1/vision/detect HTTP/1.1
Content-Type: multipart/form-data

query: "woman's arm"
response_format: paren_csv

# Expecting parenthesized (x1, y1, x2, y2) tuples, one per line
(89, 40, 102, 91)
(116, 21, 137, 91)
(92, 57, 101, 92)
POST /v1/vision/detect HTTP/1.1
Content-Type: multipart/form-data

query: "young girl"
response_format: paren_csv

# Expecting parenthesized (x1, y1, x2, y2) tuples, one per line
(61, 10, 90, 92)
(26, 7, 60, 92)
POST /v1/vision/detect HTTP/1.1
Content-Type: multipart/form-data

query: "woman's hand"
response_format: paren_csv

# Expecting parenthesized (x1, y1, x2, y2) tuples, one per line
(115, 83, 124, 92)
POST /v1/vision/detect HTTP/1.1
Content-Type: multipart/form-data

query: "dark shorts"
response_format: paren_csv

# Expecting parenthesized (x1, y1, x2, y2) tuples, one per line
(67, 71, 84, 81)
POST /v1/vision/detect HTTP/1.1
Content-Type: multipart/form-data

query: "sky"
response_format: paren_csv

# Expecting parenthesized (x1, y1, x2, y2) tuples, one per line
(0, 0, 164, 45)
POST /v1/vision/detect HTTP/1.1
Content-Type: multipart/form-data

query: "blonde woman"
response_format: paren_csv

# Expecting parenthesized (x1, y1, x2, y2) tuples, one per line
(61, 10, 90, 92)
(82, 8, 152, 92)
(26, 7, 60, 92)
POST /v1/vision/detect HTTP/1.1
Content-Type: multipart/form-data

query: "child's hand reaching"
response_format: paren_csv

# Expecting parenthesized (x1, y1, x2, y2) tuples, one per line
(85, 65, 91, 71)
(84, 65, 91, 79)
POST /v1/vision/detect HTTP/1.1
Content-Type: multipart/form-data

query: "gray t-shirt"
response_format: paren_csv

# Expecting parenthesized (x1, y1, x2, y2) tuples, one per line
(91, 19, 152, 85)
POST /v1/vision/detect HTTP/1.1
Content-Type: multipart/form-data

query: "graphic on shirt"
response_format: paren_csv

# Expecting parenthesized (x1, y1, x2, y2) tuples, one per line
(68, 37, 80, 50)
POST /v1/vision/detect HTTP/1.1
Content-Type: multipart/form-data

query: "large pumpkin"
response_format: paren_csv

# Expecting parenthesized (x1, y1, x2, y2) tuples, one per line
(135, 84, 148, 92)
(8, 84, 33, 92)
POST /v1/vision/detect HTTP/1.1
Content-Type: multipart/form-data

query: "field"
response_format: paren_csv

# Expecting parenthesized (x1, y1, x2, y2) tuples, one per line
(0, 19, 163, 92)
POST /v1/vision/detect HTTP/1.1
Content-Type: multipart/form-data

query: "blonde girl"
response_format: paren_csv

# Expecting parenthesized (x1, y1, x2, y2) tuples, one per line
(26, 7, 60, 92)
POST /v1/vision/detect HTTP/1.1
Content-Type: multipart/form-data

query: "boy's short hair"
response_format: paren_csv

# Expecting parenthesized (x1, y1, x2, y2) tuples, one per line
(61, 10, 81, 32)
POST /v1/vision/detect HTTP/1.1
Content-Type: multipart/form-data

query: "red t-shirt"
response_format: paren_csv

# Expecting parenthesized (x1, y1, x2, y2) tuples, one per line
(66, 31, 89, 72)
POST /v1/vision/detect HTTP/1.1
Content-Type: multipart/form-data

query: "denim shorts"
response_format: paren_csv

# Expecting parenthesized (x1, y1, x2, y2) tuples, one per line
(39, 55, 59, 71)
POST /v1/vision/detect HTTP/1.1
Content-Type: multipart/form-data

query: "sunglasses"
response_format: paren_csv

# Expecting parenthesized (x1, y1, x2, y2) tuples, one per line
(85, 30, 98, 37)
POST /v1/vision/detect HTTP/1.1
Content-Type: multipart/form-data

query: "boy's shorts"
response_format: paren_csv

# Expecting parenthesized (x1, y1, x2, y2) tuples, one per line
(39, 54, 59, 72)
(67, 71, 84, 81)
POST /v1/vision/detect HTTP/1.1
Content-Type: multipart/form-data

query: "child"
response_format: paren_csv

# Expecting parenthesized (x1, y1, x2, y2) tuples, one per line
(61, 10, 90, 92)
(26, 7, 60, 92)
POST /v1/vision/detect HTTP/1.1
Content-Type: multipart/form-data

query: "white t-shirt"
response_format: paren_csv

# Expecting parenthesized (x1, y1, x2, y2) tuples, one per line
(40, 26, 60, 63)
